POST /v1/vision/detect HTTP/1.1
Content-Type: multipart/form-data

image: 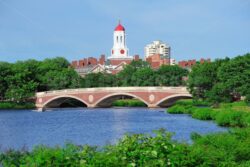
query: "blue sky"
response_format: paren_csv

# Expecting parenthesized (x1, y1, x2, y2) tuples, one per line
(0, 0, 249, 62)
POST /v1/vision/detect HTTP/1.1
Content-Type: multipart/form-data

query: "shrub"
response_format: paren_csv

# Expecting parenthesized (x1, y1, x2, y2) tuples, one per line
(243, 115, 250, 127)
(0, 102, 35, 110)
(175, 99, 193, 106)
(215, 109, 247, 127)
(167, 105, 186, 114)
(245, 94, 250, 106)
(112, 99, 147, 107)
(1, 128, 250, 166)
(192, 108, 215, 120)
(192, 100, 210, 106)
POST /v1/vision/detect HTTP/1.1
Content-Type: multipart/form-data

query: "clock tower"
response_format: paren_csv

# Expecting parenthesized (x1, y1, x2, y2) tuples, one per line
(108, 21, 133, 65)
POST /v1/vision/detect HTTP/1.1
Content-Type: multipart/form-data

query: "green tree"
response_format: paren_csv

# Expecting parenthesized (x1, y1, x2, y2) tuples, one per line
(5, 81, 38, 102)
(42, 68, 82, 90)
(4, 60, 40, 102)
(131, 67, 156, 86)
(0, 62, 12, 100)
(83, 73, 103, 88)
(205, 83, 232, 104)
(217, 53, 250, 100)
(37, 57, 71, 91)
(156, 65, 188, 86)
(117, 60, 150, 86)
(82, 72, 117, 88)
(187, 60, 226, 100)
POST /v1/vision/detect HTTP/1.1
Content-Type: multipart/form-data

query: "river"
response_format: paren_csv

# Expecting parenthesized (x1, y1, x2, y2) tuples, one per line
(0, 108, 227, 150)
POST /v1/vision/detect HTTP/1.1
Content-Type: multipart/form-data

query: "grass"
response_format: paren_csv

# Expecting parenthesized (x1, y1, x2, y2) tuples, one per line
(0, 102, 35, 110)
(112, 99, 147, 107)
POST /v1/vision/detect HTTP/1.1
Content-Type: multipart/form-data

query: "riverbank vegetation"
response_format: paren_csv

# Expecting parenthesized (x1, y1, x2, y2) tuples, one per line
(0, 102, 35, 110)
(168, 100, 250, 127)
(112, 99, 147, 107)
(1, 128, 250, 166)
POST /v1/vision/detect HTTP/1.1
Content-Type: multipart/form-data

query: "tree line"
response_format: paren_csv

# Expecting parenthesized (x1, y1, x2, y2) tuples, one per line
(1, 53, 249, 104)
(187, 53, 250, 104)
(0, 58, 188, 103)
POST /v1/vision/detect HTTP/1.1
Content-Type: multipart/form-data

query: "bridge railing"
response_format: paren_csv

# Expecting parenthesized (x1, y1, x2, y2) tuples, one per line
(36, 87, 189, 97)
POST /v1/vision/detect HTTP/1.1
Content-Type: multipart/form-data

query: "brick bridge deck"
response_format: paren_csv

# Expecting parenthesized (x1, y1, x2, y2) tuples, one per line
(35, 87, 192, 111)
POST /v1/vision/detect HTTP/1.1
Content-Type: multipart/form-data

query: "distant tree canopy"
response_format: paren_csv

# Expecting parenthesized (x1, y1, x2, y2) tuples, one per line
(0, 58, 188, 102)
(187, 53, 250, 104)
(0, 57, 82, 102)
(81, 60, 188, 87)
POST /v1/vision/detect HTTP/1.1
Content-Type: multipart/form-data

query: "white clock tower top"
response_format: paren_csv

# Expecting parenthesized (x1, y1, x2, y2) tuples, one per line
(108, 21, 132, 59)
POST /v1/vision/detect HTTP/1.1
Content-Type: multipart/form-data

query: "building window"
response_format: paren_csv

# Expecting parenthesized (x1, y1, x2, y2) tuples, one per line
(120, 36, 122, 43)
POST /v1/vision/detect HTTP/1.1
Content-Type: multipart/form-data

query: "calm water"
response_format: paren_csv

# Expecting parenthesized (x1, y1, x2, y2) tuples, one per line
(0, 108, 227, 150)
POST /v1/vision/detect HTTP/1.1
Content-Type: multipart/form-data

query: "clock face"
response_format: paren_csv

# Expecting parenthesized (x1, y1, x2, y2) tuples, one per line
(120, 49, 125, 54)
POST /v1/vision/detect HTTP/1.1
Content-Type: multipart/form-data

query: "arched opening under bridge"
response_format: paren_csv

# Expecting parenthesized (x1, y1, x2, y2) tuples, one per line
(94, 93, 149, 108)
(43, 96, 88, 109)
(157, 94, 192, 107)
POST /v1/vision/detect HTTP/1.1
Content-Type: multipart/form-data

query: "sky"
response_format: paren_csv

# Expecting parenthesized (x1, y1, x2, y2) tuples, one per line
(0, 0, 249, 62)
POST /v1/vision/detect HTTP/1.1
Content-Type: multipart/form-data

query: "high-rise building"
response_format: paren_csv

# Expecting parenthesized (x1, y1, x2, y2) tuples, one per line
(144, 40, 171, 59)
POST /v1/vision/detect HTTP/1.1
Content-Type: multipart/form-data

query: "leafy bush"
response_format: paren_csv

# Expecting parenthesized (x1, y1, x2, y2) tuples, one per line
(192, 108, 215, 120)
(245, 94, 250, 106)
(243, 115, 250, 127)
(1, 128, 250, 166)
(175, 99, 193, 106)
(167, 104, 186, 114)
(112, 99, 147, 107)
(167, 100, 199, 114)
(215, 109, 247, 127)
(168, 99, 250, 128)
(0, 102, 35, 109)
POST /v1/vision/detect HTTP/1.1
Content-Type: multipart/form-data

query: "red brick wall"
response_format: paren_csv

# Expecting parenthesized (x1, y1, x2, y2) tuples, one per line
(99, 54, 106, 65)
(134, 55, 140, 61)
(71, 61, 78, 68)
(146, 54, 170, 69)
(110, 59, 132, 66)
(178, 58, 210, 68)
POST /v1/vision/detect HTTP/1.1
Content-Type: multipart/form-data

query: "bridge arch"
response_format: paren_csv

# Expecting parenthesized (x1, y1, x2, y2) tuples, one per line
(42, 95, 89, 109)
(94, 92, 150, 107)
(156, 94, 192, 107)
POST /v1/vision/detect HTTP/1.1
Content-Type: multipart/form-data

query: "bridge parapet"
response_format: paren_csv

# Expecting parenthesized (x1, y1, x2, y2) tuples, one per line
(36, 87, 189, 97)
(35, 87, 191, 111)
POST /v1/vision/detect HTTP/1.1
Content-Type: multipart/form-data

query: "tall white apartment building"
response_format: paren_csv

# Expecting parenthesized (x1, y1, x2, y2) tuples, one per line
(144, 40, 171, 59)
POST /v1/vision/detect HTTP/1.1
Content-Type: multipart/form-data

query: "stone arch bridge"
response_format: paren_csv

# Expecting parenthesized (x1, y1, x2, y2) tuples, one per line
(35, 87, 191, 111)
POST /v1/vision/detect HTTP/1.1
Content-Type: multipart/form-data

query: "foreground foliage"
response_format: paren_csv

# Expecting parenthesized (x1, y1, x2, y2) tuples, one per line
(1, 128, 250, 166)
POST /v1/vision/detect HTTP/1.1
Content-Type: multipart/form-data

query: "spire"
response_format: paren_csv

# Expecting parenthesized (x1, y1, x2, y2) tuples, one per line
(114, 20, 125, 31)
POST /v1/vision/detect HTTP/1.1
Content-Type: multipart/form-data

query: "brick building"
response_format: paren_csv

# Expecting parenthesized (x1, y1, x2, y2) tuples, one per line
(146, 54, 170, 69)
(178, 58, 211, 69)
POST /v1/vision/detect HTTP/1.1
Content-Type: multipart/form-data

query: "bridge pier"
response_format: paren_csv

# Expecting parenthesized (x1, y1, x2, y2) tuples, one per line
(36, 107, 45, 112)
(87, 104, 96, 108)
(147, 104, 159, 108)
